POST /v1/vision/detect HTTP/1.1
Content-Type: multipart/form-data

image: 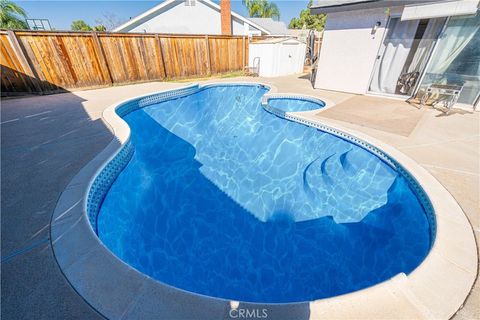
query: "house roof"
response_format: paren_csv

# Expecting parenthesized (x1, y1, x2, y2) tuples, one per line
(248, 18, 289, 35)
(113, 0, 271, 34)
(311, 0, 374, 8)
(310, 0, 440, 14)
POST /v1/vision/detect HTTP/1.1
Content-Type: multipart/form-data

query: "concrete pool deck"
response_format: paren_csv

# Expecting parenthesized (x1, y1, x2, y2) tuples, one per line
(1, 74, 478, 319)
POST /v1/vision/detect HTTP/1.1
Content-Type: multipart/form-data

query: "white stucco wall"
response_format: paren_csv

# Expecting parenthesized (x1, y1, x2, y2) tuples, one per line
(128, 1, 220, 34)
(314, 8, 389, 94)
(124, 1, 256, 36)
(232, 18, 246, 35)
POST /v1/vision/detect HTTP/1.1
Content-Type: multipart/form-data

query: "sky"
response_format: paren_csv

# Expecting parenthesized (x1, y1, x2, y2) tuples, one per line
(17, 0, 310, 31)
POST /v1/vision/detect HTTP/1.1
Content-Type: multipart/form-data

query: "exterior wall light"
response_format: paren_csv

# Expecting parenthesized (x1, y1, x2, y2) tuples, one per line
(371, 21, 382, 35)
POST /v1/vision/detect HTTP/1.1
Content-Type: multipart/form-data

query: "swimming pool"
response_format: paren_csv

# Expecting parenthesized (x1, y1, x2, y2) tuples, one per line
(94, 84, 432, 303)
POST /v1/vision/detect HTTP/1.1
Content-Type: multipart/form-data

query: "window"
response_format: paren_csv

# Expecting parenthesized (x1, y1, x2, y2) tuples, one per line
(185, 0, 196, 6)
(418, 13, 480, 105)
(368, 17, 445, 96)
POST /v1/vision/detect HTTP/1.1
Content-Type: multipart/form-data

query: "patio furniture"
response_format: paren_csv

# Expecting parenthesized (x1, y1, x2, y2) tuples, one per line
(420, 83, 463, 114)
(310, 59, 318, 86)
(397, 71, 420, 94)
(305, 30, 318, 66)
(245, 57, 260, 76)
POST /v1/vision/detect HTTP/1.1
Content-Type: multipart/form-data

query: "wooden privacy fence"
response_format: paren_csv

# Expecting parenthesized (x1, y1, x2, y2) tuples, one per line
(1, 30, 249, 95)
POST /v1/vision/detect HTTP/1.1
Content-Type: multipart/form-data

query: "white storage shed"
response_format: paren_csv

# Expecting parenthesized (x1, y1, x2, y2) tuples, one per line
(248, 38, 306, 77)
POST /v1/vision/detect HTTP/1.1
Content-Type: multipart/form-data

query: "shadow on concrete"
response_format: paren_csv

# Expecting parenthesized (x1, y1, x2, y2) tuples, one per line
(433, 107, 476, 117)
(1, 69, 315, 319)
(298, 73, 312, 81)
(1, 68, 111, 319)
(1, 65, 67, 97)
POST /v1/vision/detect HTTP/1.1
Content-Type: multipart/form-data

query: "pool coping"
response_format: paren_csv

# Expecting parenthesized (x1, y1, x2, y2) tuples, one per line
(50, 82, 477, 320)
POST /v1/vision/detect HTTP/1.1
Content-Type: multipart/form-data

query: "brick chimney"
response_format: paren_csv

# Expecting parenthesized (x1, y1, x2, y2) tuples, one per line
(220, 0, 232, 35)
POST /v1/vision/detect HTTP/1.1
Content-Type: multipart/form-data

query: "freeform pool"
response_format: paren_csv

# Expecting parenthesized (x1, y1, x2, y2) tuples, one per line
(95, 84, 432, 303)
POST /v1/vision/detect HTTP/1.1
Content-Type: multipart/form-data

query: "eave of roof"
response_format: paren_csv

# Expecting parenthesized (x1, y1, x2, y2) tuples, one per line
(248, 18, 289, 35)
(113, 0, 271, 34)
(310, 0, 439, 14)
(251, 37, 305, 44)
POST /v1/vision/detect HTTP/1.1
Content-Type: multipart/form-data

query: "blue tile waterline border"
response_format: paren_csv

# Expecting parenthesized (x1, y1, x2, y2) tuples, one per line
(261, 94, 327, 121)
(262, 94, 327, 108)
(86, 83, 436, 246)
(261, 96, 435, 245)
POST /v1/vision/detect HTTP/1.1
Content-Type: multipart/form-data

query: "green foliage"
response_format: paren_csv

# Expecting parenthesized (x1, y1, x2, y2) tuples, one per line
(93, 24, 107, 31)
(243, 0, 280, 20)
(0, 0, 27, 29)
(94, 12, 124, 31)
(289, 0, 325, 31)
(71, 20, 92, 31)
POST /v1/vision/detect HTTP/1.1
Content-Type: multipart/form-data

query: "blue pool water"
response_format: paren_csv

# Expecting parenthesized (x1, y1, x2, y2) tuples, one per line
(97, 84, 431, 303)
(267, 97, 324, 112)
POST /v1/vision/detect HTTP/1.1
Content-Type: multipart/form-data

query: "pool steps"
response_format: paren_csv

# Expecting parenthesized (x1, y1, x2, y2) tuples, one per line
(86, 83, 436, 247)
(261, 94, 435, 242)
(49, 82, 477, 320)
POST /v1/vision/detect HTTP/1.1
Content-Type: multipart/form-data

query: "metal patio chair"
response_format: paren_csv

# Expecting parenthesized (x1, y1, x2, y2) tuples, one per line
(245, 57, 260, 77)
(420, 83, 464, 114)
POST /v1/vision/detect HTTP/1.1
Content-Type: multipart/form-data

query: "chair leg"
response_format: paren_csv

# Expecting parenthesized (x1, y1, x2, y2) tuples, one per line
(420, 92, 429, 109)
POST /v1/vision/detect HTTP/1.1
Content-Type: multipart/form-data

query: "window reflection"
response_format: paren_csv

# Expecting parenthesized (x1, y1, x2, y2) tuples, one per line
(418, 13, 480, 105)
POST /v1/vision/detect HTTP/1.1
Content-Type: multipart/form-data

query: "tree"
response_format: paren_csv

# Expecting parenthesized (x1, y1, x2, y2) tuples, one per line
(93, 25, 106, 31)
(94, 12, 125, 31)
(0, 0, 28, 29)
(243, 0, 280, 20)
(71, 20, 92, 31)
(289, 0, 325, 32)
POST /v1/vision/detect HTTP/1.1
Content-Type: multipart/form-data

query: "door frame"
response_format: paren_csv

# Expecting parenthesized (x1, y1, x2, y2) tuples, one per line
(366, 14, 411, 98)
(366, 15, 394, 96)
(366, 15, 448, 100)
(410, 16, 450, 99)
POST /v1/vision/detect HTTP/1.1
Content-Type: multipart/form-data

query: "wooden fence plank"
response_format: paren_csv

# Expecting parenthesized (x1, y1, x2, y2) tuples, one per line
(27, 36, 57, 91)
(19, 35, 52, 92)
(6, 30, 43, 93)
(1, 36, 31, 93)
(242, 36, 246, 69)
(56, 36, 77, 84)
(6, 30, 35, 78)
(205, 35, 211, 75)
(91, 32, 113, 84)
(154, 34, 167, 78)
(1, 30, 252, 95)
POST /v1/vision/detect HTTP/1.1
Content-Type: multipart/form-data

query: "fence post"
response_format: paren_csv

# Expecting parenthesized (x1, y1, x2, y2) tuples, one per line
(6, 30, 43, 93)
(155, 34, 167, 78)
(91, 32, 113, 84)
(204, 35, 211, 76)
(242, 36, 246, 69)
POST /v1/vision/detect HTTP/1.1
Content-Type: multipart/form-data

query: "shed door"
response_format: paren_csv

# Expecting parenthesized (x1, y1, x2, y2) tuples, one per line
(279, 43, 301, 76)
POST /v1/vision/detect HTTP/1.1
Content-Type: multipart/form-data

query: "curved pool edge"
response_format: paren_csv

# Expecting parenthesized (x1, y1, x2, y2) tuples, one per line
(50, 82, 477, 320)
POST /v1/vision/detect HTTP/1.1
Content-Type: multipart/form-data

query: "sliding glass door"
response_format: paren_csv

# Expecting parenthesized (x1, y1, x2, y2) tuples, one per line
(369, 17, 446, 96)
(417, 13, 480, 106)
